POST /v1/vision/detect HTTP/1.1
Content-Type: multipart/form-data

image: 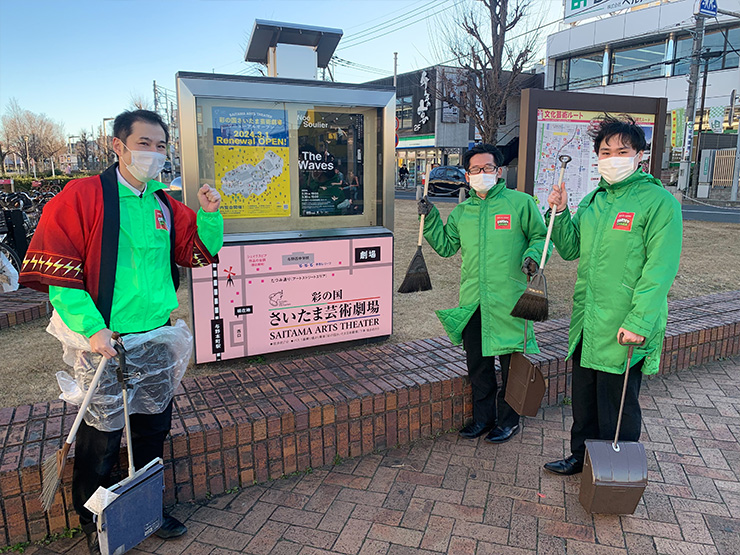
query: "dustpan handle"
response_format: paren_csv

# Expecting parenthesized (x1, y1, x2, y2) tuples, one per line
(113, 338, 136, 478)
(613, 333, 645, 451)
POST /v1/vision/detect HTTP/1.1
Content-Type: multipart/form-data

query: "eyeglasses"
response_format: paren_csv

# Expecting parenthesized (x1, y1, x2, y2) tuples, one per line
(468, 164, 498, 175)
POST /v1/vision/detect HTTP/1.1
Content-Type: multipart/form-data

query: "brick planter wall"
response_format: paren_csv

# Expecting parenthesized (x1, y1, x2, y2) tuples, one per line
(0, 289, 51, 330)
(1, 291, 739, 546)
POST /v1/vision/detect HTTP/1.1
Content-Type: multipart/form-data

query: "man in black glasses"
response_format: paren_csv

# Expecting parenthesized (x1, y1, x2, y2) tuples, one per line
(418, 143, 550, 443)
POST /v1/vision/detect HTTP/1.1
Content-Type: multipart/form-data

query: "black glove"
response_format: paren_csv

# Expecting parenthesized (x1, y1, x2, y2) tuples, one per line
(522, 256, 538, 277)
(418, 196, 433, 216)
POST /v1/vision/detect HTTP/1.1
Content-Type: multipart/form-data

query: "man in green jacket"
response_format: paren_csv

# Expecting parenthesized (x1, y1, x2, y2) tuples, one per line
(21, 110, 223, 554)
(543, 115, 682, 476)
(418, 144, 550, 443)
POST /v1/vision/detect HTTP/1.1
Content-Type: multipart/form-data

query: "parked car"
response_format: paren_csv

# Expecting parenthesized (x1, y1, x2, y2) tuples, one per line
(427, 165, 469, 196)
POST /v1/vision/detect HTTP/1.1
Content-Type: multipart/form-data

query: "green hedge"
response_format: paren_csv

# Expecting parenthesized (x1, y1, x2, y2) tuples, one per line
(3, 174, 94, 191)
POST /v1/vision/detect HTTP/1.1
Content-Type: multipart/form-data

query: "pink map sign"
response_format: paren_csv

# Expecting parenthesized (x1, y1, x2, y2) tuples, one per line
(190, 233, 394, 363)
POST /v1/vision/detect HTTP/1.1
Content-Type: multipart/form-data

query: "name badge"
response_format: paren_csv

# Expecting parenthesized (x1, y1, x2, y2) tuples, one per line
(495, 214, 511, 230)
(612, 212, 635, 231)
(155, 209, 168, 230)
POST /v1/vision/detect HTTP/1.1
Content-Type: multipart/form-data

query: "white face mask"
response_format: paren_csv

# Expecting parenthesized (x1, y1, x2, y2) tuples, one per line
(122, 143, 166, 183)
(598, 155, 639, 185)
(468, 172, 497, 194)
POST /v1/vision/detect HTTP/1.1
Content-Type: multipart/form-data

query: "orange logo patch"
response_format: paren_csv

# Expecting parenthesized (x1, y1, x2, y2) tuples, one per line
(155, 209, 168, 230)
(613, 212, 634, 231)
(495, 214, 511, 230)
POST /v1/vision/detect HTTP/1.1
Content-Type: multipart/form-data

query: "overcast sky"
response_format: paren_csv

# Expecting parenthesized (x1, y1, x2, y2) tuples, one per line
(0, 0, 563, 136)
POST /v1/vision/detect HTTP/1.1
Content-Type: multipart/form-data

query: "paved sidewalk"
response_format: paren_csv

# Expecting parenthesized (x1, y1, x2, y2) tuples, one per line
(25, 356, 740, 555)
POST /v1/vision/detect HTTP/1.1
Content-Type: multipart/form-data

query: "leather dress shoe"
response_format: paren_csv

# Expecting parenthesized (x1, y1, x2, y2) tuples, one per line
(544, 455, 583, 475)
(155, 513, 188, 539)
(85, 529, 101, 555)
(459, 421, 494, 439)
(484, 425, 520, 444)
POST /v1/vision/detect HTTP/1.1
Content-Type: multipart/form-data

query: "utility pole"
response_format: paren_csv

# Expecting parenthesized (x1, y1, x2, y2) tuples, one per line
(393, 52, 398, 88)
(677, 15, 704, 194)
(153, 80, 158, 112)
(732, 66, 740, 202)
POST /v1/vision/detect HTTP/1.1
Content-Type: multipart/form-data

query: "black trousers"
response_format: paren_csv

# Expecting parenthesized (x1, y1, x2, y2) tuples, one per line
(570, 341, 643, 461)
(461, 309, 519, 429)
(72, 400, 173, 532)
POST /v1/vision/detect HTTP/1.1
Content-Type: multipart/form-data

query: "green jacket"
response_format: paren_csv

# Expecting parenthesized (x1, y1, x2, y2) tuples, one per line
(550, 169, 682, 375)
(423, 179, 550, 356)
(49, 178, 223, 336)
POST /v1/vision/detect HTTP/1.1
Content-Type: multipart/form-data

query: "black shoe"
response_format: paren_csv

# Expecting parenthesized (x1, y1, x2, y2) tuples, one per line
(85, 530, 101, 555)
(459, 420, 494, 439)
(484, 425, 520, 444)
(544, 455, 583, 475)
(155, 513, 187, 539)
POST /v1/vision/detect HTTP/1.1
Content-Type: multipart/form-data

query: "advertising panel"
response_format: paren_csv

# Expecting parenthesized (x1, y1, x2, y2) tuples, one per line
(297, 110, 364, 217)
(191, 234, 393, 363)
(532, 108, 655, 215)
(212, 106, 291, 219)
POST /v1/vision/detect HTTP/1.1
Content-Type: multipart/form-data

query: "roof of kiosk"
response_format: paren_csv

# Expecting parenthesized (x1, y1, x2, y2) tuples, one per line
(245, 20, 343, 68)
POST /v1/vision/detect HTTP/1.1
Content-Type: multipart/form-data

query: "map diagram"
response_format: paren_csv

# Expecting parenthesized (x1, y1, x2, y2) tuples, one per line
(533, 122, 597, 216)
(220, 150, 284, 198)
(532, 109, 655, 216)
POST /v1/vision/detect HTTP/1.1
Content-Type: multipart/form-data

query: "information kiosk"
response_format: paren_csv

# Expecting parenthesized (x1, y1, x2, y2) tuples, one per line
(176, 21, 396, 363)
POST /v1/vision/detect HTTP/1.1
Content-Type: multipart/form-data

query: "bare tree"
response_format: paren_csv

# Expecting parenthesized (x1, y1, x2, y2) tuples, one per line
(433, 0, 541, 144)
(129, 93, 152, 111)
(76, 130, 94, 171)
(1, 98, 66, 174)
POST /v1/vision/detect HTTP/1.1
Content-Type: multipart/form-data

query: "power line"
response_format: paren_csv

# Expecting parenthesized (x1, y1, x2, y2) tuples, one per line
(339, 0, 463, 50)
(339, 0, 445, 48)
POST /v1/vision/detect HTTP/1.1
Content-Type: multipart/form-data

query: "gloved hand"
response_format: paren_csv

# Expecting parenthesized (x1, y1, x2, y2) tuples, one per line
(418, 196, 433, 216)
(522, 257, 538, 277)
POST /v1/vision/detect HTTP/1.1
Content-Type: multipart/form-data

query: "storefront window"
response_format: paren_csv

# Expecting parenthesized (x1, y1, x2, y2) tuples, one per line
(555, 58, 569, 91)
(611, 40, 665, 83)
(396, 96, 413, 129)
(569, 53, 603, 90)
(674, 27, 739, 76)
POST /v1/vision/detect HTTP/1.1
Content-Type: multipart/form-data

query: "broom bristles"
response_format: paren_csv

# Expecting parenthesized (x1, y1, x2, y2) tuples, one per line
(398, 246, 432, 293)
(511, 292, 548, 322)
(40, 444, 69, 512)
(510, 272, 549, 322)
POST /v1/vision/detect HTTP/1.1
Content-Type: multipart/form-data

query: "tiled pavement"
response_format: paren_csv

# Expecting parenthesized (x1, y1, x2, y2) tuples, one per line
(22, 356, 740, 554)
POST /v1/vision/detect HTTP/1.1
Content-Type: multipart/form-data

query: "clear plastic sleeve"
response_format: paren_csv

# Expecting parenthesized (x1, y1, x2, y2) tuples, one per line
(0, 251, 19, 293)
(48, 311, 192, 432)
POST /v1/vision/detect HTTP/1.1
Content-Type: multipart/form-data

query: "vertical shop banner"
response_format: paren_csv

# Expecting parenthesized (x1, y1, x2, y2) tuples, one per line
(297, 110, 364, 217)
(708, 106, 726, 134)
(671, 108, 685, 149)
(533, 109, 654, 215)
(190, 235, 393, 363)
(212, 107, 290, 218)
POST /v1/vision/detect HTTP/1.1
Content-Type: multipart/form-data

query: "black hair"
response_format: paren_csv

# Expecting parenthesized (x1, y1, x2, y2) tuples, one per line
(588, 113, 647, 154)
(462, 143, 504, 171)
(113, 109, 170, 144)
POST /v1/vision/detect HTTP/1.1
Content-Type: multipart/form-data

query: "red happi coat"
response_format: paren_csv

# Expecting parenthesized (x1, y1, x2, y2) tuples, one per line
(20, 164, 217, 324)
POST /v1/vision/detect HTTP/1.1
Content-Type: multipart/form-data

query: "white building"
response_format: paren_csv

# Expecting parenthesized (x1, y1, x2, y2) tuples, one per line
(544, 0, 739, 188)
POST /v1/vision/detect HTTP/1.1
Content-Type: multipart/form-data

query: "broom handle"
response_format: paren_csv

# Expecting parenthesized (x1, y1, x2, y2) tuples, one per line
(539, 162, 568, 269)
(63, 353, 111, 446)
(417, 179, 430, 247)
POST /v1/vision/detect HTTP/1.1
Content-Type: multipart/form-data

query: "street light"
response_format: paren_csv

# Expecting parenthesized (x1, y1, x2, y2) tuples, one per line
(102, 118, 114, 166)
(691, 49, 724, 196)
(23, 135, 31, 177)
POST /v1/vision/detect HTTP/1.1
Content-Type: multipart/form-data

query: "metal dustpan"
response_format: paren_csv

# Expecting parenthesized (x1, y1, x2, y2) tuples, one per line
(98, 458, 165, 555)
(505, 320, 546, 417)
(96, 338, 164, 555)
(579, 336, 647, 515)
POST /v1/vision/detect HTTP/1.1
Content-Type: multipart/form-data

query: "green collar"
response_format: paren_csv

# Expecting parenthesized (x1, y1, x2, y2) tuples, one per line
(468, 178, 507, 202)
(598, 169, 662, 194)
